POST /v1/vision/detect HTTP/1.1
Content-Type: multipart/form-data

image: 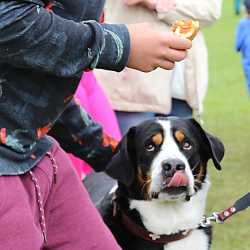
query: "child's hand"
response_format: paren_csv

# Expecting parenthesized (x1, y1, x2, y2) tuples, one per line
(127, 23, 192, 72)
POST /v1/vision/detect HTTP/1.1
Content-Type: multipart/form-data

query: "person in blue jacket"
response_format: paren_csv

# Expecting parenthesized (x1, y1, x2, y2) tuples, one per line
(236, 0, 250, 96)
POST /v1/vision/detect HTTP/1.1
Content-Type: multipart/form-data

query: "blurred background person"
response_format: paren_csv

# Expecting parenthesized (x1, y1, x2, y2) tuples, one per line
(95, 0, 222, 134)
(235, 0, 242, 15)
(235, 0, 250, 96)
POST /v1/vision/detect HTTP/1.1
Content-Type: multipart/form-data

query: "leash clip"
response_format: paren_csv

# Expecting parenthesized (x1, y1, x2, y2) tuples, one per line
(199, 192, 250, 229)
(200, 212, 223, 228)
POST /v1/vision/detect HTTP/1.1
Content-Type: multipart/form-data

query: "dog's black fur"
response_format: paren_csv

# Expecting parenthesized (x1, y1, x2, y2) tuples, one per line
(84, 118, 224, 250)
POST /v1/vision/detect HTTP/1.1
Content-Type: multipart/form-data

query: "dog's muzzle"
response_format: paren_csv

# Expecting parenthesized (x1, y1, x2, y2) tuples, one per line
(160, 159, 189, 195)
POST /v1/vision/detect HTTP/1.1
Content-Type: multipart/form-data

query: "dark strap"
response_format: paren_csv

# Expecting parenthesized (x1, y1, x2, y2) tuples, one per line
(217, 192, 250, 222)
(112, 197, 192, 246)
(120, 211, 192, 245)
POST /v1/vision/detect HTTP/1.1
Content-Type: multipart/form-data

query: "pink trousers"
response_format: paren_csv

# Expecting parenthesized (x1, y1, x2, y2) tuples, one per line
(0, 139, 121, 250)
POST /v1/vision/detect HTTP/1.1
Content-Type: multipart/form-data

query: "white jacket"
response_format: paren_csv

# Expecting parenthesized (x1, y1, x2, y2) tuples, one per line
(95, 0, 222, 115)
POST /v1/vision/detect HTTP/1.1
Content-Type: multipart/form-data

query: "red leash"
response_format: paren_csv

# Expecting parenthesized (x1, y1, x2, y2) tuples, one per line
(200, 192, 250, 228)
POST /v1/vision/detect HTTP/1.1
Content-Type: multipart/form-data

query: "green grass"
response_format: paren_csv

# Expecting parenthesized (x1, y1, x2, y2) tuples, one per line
(203, 2, 250, 250)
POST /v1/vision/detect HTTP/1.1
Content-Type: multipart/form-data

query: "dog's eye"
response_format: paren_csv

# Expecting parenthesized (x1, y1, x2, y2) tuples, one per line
(145, 142, 155, 152)
(182, 141, 192, 151)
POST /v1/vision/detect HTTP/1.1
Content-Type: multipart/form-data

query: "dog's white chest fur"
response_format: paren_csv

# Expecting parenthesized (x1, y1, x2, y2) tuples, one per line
(130, 181, 210, 250)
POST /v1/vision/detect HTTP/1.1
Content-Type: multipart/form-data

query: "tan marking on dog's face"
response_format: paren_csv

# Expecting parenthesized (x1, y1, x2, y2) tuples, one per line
(174, 130, 185, 143)
(152, 133, 163, 146)
(137, 167, 152, 200)
(192, 164, 207, 192)
(193, 165, 207, 192)
(196, 165, 206, 182)
(137, 167, 151, 184)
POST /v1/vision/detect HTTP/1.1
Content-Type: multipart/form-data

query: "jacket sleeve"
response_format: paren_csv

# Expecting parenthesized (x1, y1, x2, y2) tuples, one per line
(156, 0, 222, 29)
(52, 0, 105, 22)
(0, 1, 130, 76)
(48, 98, 118, 172)
(235, 21, 245, 52)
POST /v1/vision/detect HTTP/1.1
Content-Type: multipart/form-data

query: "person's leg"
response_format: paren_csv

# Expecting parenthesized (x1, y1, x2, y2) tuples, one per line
(245, 73, 250, 97)
(43, 141, 121, 250)
(243, 63, 250, 97)
(115, 111, 155, 135)
(0, 175, 45, 250)
(167, 98, 193, 118)
(247, 80, 250, 97)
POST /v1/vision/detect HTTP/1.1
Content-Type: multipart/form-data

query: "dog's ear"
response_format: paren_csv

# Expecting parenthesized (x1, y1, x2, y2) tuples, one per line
(204, 132, 225, 170)
(105, 127, 136, 186)
(189, 119, 225, 170)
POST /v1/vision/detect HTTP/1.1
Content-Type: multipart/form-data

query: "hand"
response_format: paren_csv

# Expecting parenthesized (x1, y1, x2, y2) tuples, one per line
(123, 0, 157, 10)
(126, 23, 192, 72)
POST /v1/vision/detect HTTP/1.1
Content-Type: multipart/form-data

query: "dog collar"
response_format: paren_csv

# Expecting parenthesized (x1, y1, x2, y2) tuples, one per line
(112, 198, 192, 245)
(121, 210, 192, 245)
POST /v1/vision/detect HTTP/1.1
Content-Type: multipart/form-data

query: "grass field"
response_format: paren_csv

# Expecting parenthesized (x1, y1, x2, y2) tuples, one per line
(203, 2, 250, 250)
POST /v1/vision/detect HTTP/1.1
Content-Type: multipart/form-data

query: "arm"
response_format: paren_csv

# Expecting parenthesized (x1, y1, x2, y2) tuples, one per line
(52, 0, 105, 22)
(0, 1, 130, 76)
(48, 98, 118, 172)
(0, 1, 192, 75)
(156, 0, 223, 29)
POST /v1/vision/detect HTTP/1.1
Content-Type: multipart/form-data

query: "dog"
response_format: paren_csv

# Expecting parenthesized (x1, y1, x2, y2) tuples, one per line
(84, 117, 225, 250)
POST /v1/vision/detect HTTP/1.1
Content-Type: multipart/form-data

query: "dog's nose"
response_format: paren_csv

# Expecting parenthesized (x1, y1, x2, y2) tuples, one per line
(161, 159, 185, 172)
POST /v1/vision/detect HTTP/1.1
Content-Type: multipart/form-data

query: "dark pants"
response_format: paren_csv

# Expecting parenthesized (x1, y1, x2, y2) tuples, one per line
(116, 99, 192, 135)
(167, 98, 193, 118)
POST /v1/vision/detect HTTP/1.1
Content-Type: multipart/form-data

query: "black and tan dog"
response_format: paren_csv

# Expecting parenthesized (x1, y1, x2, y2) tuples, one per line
(84, 117, 224, 250)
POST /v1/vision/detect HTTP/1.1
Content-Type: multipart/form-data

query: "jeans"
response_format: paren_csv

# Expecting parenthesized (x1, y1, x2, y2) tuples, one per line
(167, 98, 193, 118)
(116, 99, 192, 135)
(116, 111, 155, 135)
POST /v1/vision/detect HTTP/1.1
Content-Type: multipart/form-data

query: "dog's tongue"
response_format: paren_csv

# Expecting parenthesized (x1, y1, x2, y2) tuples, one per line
(167, 171, 188, 187)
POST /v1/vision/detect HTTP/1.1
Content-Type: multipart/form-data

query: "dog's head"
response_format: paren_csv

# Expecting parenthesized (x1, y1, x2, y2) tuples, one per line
(106, 118, 224, 201)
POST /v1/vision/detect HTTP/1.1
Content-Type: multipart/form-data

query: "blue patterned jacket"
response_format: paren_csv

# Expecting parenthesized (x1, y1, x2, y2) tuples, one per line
(0, 0, 130, 175)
